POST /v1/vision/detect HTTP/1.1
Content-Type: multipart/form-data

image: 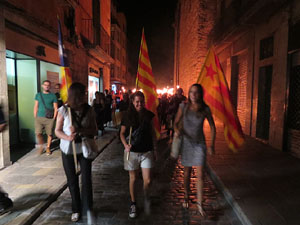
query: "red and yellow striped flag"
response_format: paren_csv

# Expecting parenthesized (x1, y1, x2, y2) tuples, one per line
(197, 46, 244, 152)
(58, 18, 72, 103)
(136, 29, 161, 139)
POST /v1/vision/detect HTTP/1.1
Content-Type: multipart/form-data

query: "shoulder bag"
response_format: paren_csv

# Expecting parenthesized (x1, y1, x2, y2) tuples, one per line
(170, 104, 187, 159)
(40, 93, 54, 119)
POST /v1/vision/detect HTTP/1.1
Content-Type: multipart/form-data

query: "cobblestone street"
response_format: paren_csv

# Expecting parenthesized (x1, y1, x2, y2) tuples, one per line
(33, 134, 241, 225)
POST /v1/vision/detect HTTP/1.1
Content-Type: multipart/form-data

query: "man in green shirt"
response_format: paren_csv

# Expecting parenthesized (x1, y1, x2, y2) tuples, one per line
(34, 80, 58, 155)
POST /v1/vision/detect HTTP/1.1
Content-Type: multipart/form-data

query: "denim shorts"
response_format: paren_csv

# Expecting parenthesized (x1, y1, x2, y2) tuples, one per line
(124, 151, 153, 171)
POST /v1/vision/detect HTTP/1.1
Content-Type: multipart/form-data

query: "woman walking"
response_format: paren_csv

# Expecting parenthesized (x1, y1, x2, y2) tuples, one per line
(120, 91, 157, 218)
(174, 83, 216, 216)
(55, 83, 97, 222)
(92, 91, 105, 136)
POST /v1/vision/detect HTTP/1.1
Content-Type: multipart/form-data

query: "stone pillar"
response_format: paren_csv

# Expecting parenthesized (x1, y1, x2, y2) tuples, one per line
(0, 8, 11, 168)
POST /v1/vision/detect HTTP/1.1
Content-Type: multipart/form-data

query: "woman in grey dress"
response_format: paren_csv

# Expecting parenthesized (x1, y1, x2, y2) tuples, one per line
(174, 83, 216, 216)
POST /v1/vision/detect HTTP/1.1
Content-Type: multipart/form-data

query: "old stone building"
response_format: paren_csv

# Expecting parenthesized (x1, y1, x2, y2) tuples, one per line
(110, 1, 127, 91)
(174, 0, 300, 157)
(0, 0, 114, 168)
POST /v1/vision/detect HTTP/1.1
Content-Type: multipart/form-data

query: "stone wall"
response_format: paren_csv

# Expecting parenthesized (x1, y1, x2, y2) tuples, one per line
(174, 0, 216, 95)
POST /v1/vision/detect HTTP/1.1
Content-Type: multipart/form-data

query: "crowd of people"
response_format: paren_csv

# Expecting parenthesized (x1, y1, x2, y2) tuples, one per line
(0, 81, 216, 223)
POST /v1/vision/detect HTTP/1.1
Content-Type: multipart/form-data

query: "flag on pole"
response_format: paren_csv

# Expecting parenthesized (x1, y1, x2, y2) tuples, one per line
(136, 29, 161, 139)
(197, 46, 244, 152)
(58, 18, 72, 103)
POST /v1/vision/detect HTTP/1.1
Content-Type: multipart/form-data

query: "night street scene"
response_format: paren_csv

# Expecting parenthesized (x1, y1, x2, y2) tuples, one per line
(0, 0, 300, 224)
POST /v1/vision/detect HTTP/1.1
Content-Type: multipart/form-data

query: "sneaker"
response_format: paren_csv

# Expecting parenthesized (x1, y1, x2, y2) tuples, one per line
(46, 147, 52, 156)
(0, 196, 13, 216)
(71, 212, 80, 222)
(129, 203, 137, 219)
(144, 198, 151, 215)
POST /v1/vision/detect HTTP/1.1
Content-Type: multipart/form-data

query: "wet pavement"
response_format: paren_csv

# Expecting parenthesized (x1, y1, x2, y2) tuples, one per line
(0, 129, 116, 225)
(33, 134, 241, 225)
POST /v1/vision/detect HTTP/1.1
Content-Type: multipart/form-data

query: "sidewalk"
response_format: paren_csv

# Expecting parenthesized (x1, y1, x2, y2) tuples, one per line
(0, 128, 117, 225)
(206, 125, 300, 225)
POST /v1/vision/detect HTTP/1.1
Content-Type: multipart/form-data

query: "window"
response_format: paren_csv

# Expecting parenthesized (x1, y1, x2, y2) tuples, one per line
(260, 36, 274, 60)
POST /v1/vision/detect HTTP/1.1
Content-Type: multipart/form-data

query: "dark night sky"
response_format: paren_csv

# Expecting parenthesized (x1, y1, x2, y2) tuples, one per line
(117, 0, 177, 89)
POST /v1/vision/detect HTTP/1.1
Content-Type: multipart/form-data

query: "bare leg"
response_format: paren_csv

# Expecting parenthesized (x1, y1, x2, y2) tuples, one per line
(129, 170, 137, 202)
(196, 166, 205, 216)
(141, 168, 151, 214)
(141, 168, 151, 197)
(47, 135, 52, 148)
(183, 167, 192, 208)
(36, 134, 44, 154)
(37, 133, 44, 145)
(46, 135, 52, 155)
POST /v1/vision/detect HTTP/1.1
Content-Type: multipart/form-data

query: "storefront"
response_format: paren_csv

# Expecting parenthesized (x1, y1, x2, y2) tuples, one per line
(6, 50, 62, 146)
(88, 64, 103, 105)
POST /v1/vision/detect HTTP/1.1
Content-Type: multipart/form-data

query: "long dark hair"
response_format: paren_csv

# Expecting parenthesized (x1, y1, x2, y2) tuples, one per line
(127, 91, 146, 126)
(68, 82, 86, 109)
(188, 83, 208, 114)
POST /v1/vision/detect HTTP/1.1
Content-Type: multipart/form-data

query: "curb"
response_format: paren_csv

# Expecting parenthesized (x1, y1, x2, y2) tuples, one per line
(19, 135, 117, 225)
(206, 163, 252, 225)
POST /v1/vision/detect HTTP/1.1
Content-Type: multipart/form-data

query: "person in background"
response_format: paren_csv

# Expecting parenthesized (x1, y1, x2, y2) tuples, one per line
(167, 88, 187, 136)
(104, 89, 113, 127)
(0, 107, 13, 215)
(34, 80, 58, 155)
(92, 92, 105, 136)
(54, 83, 63, 108)
(55, 82, 97, 222)
(120, 91, 157, 218)
(174, 83, 216, 217)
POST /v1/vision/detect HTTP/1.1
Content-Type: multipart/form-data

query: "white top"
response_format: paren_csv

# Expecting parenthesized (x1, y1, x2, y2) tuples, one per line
(58, 105, 96, 155)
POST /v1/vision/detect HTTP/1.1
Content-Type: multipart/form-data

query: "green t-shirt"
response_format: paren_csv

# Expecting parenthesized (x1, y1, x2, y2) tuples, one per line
(35, 92, 57, 118)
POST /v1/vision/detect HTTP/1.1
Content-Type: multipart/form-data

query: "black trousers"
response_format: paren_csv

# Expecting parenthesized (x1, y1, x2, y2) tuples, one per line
(62, 153, 93, 213)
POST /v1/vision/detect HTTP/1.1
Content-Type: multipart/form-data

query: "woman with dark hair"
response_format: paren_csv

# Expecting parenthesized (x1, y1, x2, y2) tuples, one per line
(55, 82, 97, 222)
(120, 91, 157, 218)
(174, 83, 216, 216)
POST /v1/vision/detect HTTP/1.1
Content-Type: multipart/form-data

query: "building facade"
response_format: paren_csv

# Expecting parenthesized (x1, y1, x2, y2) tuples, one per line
(0, 0, 113, 168)
(110, 1, 127, 92)
(174, 0, 300, 157)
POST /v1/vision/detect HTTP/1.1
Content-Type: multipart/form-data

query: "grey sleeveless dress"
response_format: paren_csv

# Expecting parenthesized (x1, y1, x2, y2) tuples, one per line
(180, 103, 207, 167)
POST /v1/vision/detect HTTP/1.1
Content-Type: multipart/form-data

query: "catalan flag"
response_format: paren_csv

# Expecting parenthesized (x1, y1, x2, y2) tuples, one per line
(58, 18, 72, 103)
(197, 46, 244, 152)
(136, 29, 160, 139)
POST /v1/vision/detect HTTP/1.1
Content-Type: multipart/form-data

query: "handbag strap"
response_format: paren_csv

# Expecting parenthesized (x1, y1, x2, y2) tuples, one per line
(39, 93, 51, 111)
(71, 104, 90, 129)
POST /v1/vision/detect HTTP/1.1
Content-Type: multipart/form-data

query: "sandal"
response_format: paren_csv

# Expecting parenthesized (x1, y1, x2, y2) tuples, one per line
(182, 198, 189, 209)
(196, 202, 206, 217)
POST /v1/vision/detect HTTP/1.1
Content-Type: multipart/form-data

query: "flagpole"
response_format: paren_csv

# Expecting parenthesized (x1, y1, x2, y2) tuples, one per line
(126, 126, 132, 161)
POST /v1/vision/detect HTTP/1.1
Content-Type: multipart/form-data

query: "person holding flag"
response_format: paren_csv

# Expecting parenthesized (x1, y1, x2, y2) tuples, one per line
(119, 29, 159, 218)
(120, 91, 157, 218)
(55, 18, 97, 223)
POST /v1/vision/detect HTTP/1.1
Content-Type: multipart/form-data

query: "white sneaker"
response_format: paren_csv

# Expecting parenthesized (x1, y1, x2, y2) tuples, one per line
(71, 213, 80, 222)
(129, 204, 137, 218)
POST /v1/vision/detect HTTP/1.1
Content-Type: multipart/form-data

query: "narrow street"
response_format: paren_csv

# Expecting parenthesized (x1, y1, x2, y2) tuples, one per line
(33, 132, 241, 225)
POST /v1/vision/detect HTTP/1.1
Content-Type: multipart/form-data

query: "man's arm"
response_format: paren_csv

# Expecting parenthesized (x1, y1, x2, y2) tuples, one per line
(34, 100, 39, 118)
(53, 102, 58, 119)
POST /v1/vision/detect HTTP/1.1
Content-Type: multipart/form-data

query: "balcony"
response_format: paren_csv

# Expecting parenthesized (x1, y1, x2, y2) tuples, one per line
(100, 25, 110, 55)
(80, 19, 111, 56)
(81, 18, 94, 46)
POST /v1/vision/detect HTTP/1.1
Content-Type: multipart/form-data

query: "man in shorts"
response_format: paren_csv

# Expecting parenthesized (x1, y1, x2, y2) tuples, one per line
(34, 80, 58, 155)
